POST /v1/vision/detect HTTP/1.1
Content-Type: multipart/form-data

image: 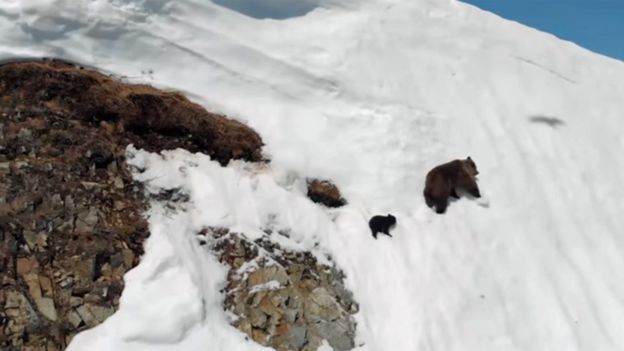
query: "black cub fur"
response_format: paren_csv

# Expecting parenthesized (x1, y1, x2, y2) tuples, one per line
(369, 214, 397, 239)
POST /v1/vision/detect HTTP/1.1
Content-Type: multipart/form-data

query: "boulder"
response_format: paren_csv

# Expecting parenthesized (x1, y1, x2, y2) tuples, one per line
(207, 228, 358, 351)
(307, 179, 347, 208)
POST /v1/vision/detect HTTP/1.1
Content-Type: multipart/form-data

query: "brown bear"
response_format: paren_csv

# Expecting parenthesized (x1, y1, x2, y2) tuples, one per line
(423, 156, 481, 214)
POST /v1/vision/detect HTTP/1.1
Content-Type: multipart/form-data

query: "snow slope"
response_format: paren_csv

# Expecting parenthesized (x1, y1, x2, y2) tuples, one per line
(2, 0, 624, 350)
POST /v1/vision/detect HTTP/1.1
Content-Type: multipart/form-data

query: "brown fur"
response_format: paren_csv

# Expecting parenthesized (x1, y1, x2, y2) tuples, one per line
(423, 157, 481, 214)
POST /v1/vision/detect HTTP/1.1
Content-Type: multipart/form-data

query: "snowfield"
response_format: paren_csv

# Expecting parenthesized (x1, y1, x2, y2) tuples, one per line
(2, 0, 624, 350)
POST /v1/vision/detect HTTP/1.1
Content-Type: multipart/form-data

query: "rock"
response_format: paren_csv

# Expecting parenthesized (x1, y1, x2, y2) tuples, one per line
(310, 320, 353, 351)
(64, 195, 75, 210)
(99, 262, 112, 277)
(5, 291, 25, 309)
(248, 266, 289, 287)
(107, 161, 119, 174)
(84, 293, 102, 304)
(285, 325, 307, 349)
(88, 304, 115, 323)
(306, 287, 342, 322)
(75, 207, 99, 233)
(46, 340, 61, 351)
(66, 310, 83, 328)
(121, 248, 135, 267)
(4, 290, 42, 335)
(17, 128, 33, 142)
(57, 217, 75, 233)
(39, 275, 54, 297)
(75, 303, 114, 327)
(36, 297, 58, 321)
(250, 290, 268, 308)
(282, 308, 298, 323)
(252, 328, 270, 344)
(24, 273, 43, 300)
(23, 230, 47, 251)
(86, 147, 114, 168)
(275, 322, 289, 337)
(307, 179, 346, 208)
(75, 305, 98, 327)
(304, 337, 324, 351)
(51, 194, 63, 208)
(80, 181, 105, 190)
(113, 176, 124, 189)
(258, 294, 282, 319)
(113, 200, 127, 211)
(16, 257, 37, 275)
(15, 161, 30, 169)
(316, 340, 335, 351)
(69, 297, 84, 308)
(238, 319, 252, 336)
(66, 257, 95, 290)
(110, 252, 124, 268)
(60, 275, 75, 289)
(249, 309, 268, 328)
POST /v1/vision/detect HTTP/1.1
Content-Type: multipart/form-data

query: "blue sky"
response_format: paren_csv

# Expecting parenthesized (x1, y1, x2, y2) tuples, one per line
(461, 0, 624, 61)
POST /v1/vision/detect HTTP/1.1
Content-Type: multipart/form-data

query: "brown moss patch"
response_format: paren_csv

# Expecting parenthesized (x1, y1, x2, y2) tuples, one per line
(0, 60, 263, 165)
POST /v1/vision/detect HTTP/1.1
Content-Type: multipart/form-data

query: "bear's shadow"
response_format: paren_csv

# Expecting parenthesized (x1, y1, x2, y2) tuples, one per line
(449, 189, 481, 205)
(450, 188, 489, 209)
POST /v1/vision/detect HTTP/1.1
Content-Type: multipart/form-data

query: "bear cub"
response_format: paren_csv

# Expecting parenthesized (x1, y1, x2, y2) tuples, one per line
(369, 214, 397, 239)
(423, 156, 481, 214)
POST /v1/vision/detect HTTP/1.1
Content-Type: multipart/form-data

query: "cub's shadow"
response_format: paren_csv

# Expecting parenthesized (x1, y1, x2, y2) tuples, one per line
(529, 115, 566, 128)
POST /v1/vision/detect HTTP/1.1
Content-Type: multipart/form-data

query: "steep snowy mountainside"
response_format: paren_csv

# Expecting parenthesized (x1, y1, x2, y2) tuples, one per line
(2, 0, 624, 350)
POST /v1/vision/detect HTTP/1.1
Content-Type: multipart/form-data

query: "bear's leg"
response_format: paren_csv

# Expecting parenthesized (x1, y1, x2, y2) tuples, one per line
(460, 177, 481, 198)
(469, 186, 481, 198)
(424, 193, 435, 208)
(435, 199, 448, 214)
(372, 230, 378, 239)
(450, 188, 459, 199)
(382, 229, 392, 237)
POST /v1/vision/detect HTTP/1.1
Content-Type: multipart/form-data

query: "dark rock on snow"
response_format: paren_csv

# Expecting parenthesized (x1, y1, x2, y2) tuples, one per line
(307, 179, 347, 208)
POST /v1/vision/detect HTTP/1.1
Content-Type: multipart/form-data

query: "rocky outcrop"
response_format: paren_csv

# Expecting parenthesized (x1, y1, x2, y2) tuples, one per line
(203, 228, 358, 351)
(0, 60, 264, 350)
(0, 59, 357, 350)
(307, 179, 346, 208)
(0, 106, 146, 350)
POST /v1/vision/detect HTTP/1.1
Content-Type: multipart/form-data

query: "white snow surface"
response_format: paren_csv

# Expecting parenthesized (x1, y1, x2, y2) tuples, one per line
(2, 0, 624, 350)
